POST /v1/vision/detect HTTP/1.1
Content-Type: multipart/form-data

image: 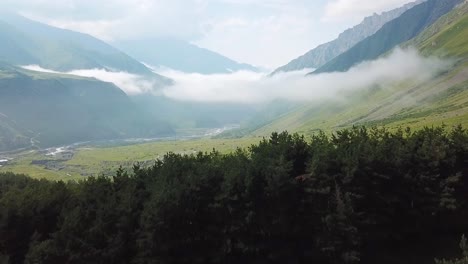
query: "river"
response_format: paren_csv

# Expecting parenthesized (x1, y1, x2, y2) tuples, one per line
(0, 158, 9, 167)
(42, 125, 240, 157)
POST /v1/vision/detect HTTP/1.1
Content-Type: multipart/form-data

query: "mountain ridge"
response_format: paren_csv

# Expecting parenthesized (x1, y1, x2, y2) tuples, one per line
(0, 14, 171, 86)
(0, 62, 173, 151)
(116, 37, 258, 74)
(271, 0, 424, 75)
(312, 0, 463, 74)
(247, 2, 468, 136)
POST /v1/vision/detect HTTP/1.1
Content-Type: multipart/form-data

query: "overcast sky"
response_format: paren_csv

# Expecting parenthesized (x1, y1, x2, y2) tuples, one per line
(4, 0, 418, 68)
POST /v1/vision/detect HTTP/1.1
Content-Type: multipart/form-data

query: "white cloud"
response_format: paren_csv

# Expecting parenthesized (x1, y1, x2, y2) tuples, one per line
(66, 69, 157, 94)
(22, 65, 157, 95)
(21, 48, 451, 105)
(21, 65, 58, 74)
(323, 0, 418, 22)
(159, 48, 451, 103)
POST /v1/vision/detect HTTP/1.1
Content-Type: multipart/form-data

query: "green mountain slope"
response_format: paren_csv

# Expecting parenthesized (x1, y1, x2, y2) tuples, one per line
(249, 3, 468, 136)
(313, 0, 463, 74)
(0, 62, 173, 151)
(116, 38, 258, 74)
(406, 3, 468, 58)
(0, 14, 170, 84)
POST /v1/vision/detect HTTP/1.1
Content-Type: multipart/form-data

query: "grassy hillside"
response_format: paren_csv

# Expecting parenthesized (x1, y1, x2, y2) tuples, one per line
(250, 3, 468, 137)
(406, 2, 468, 58)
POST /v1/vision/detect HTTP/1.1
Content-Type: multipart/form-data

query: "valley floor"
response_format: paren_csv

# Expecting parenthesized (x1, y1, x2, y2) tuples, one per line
(0, 137, 260, 181)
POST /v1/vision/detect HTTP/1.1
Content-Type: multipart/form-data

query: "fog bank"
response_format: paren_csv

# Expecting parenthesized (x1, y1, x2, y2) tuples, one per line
(159, 48, 451, 103)
(22, 48, 451, 103)
(21, 66, 156, 95)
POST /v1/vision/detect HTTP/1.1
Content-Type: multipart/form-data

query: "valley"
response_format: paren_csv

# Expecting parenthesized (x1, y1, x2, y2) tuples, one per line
(0, 127, 257, 180)
(1, 1, 468, 263)
(1, 0, 467, 181)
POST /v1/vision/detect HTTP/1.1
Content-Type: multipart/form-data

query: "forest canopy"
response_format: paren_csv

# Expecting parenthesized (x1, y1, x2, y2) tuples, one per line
(1, 126, 467, 264)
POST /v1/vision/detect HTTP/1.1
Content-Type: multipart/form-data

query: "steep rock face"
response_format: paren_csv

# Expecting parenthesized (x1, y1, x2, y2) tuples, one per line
(272, 0, 423, 74)
(313, 0, 463, 74)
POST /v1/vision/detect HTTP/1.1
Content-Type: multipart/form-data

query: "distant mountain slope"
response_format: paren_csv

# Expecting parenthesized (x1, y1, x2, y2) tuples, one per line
(0, 62, 172, 151)
(116, 38, 258, 74)
(0, 113, 29, 152)
(247, 3, 468, 136)
(0, 14, 170, 85)
(313, 0, 463, 74)
(271, 1, 423, 75)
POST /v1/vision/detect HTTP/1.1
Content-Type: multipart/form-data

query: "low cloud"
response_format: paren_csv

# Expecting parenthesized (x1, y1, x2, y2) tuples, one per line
(159, 48, 451, 104)
(21, 66, 157, 95)
(22, 48, 451, 102)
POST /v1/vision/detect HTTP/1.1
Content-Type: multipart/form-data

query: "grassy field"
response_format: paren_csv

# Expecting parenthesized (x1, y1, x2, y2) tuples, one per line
(0, 137, 262, 180)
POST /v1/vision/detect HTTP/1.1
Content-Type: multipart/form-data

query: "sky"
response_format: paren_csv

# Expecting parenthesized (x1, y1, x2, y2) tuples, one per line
(4, 0, 420, 68)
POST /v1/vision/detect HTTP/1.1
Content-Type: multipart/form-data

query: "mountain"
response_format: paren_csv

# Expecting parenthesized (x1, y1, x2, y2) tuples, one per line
(0, 62, 172, 151)
(313, 0, 463, 74)
(244, 2, 468, 136)
(271, 0, 423, 75)
(116, 38, 258, 74)
(0, 14, 170, 85)
(0, 112, 29, 152)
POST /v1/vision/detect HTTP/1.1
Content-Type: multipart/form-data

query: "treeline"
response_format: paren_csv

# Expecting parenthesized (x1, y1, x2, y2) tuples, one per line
(1, 126, 468, 264)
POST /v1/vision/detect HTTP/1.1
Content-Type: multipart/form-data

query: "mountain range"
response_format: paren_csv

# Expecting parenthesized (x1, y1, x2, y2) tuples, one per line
(272, 0, 424, 75)
(116, 38, 258, 74)
(0, 14, 264, 151)
(313, 0, 463, 74)
(0, 14, 170, 83)
(0, 15, 176, 151)
(247, 0, 468, 137)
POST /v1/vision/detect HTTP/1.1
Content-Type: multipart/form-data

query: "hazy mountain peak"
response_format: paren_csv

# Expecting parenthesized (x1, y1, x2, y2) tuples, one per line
(115, 37, 258, 74)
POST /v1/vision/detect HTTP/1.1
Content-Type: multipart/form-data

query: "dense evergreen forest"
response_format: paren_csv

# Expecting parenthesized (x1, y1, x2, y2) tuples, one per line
(1, 126, 467, 264)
